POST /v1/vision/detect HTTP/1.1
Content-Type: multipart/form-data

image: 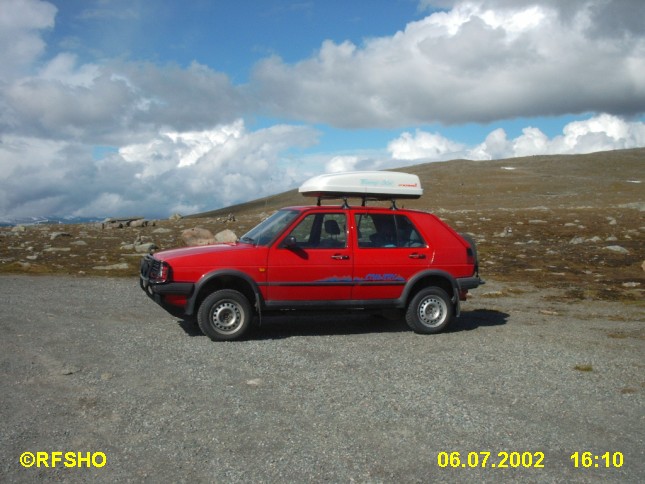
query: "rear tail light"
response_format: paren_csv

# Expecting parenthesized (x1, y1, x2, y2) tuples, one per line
(466, 247, 475, 266)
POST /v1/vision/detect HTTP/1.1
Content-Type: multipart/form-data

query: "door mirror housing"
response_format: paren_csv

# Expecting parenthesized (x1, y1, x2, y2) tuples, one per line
(284, 235, 297, 248)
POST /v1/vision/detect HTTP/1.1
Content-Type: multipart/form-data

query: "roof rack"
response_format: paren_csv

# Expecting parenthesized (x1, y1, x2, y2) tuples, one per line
(299, 171, 422, 209)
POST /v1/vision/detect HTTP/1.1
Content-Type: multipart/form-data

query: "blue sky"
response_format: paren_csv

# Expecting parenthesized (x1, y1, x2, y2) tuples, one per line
(1, 0, 644, 220)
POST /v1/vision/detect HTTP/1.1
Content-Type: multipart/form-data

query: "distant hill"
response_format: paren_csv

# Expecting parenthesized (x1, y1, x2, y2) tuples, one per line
(0, 216, 103, 227)
(190, 148, 644, 218)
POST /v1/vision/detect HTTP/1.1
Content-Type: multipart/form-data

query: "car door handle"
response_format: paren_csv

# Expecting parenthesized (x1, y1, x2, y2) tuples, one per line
(409, 253, 426, 259)
(331, 254, 350, 260)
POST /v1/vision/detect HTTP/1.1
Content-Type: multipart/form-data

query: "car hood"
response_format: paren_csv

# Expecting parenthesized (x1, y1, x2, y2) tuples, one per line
(154, 242, 255, 262)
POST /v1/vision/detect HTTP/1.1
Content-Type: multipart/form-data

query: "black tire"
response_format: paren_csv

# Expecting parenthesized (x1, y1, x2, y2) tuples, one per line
(197, 289, 253, 341)
(405, 287, 453, 334)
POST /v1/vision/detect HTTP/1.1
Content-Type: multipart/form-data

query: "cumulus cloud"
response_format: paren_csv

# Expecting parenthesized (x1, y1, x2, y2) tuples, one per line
(253, 0, 645, 127)
(0, 0, 56, 82)
(388, 131, 465, 161)
(388, 114, 645, 162)
(2, 55, 245, 144)
(325, 156, 362, 173)
(0, 121, 319, 219)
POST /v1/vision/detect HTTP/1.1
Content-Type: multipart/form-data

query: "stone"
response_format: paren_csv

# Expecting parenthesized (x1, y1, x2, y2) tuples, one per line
(93, 263, 130, 270)
(605, 245, 629, 254)
(50, 231, 71, 240)
(182, 227, 215, 246)
(622, 282, 640, 288)
(215, 229, 238, 243)
(128, 219, 148, 228)
(169, 213, 183, 221)
(134, 243, 157, 253)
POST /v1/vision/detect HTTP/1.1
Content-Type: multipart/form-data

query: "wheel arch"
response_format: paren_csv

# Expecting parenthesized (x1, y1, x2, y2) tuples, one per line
(186, 270, 262, 316)
(401, 270, 459, 309)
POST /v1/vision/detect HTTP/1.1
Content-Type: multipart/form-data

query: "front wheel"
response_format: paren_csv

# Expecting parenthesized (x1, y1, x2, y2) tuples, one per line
(405, 287, 454, 334)
(197, 290, 253, 341)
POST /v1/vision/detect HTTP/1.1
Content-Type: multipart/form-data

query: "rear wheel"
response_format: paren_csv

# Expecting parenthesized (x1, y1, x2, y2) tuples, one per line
(405, 287, 453, 334)
(197, 289, 253, 341)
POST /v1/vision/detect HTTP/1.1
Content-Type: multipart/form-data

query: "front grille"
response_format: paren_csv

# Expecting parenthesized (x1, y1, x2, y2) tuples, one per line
(140, 255, 160, 280)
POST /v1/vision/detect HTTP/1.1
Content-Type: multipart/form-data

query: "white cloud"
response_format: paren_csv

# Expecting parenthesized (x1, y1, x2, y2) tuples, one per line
(38, 53, 100, 87)
(325, 156, 361, 173)
(387, 131, 465, 161)
(388, 114, 645, 162)
(254, 0, 645, 127)
(3, 57, 245, 144)
(0, 0, 56, 82)
(0, 121, 319, 219)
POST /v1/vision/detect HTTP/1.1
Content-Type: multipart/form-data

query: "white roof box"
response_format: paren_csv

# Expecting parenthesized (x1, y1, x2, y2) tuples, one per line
(299, 171, 423, 200)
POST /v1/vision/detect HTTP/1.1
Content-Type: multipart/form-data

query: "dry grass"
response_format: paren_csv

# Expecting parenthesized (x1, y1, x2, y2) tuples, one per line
(574, 364, 594, 372)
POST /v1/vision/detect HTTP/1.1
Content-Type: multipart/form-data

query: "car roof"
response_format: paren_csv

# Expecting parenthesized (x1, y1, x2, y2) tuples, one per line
(282, 204, 428, 214)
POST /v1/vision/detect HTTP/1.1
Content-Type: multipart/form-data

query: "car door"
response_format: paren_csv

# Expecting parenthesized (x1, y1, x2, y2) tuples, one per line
(352, 212, 431, 301)
(266, 211, 353, 303)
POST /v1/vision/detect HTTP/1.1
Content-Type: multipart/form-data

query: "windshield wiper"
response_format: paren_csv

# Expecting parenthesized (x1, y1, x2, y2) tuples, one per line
(240, 236, 255, 244)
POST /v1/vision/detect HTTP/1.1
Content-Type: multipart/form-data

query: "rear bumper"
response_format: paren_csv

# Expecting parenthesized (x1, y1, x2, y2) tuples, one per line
(457, 276, 485, 291)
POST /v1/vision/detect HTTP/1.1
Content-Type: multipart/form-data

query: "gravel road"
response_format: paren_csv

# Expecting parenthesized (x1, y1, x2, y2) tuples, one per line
(1, 275, 643, 483)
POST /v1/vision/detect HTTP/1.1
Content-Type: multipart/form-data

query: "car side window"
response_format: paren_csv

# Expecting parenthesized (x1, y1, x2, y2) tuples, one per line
(355, 214, 425, 248)
(287, 213, 347, 248)
(395, 214, 426, 247)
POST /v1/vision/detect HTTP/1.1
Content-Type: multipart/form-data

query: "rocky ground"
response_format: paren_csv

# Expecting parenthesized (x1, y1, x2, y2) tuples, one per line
(1, 204, 643, 303)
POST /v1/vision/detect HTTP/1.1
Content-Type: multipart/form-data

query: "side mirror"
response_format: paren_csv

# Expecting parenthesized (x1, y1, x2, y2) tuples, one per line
(284, 235, 297, 248)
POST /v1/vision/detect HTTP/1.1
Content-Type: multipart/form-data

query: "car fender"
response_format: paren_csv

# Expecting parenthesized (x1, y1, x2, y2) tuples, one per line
(399, 269, 461, 315)
(186, 269, 264, 316)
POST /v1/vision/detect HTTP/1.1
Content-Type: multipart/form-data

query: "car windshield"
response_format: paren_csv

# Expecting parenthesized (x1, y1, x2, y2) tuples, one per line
(240, 209, 300, 246)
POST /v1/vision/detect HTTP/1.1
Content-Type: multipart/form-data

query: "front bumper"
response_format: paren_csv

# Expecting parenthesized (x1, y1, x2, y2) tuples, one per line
(139, 255, 193, 304)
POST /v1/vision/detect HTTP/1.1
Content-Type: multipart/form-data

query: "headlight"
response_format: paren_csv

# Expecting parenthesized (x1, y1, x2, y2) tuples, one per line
(149, 259, 170, 283)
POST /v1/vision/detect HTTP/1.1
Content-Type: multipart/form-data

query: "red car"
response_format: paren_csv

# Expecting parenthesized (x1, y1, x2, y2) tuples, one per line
(140, 171, 483, 340)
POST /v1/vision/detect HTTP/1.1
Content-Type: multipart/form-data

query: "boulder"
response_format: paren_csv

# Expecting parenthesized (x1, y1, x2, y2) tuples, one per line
(135, 243, 157, 253)
(605, 245, 629, 254)
(182, 227, 215, 246)
(215, 229, 238, 243)
(50, 231, 71, 240)
(129, 219, 148, 228)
